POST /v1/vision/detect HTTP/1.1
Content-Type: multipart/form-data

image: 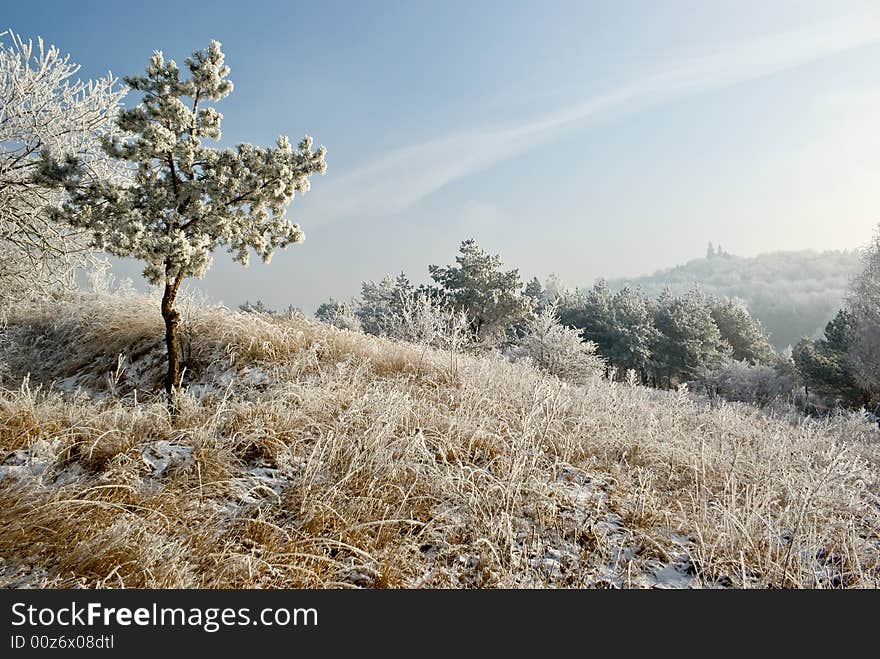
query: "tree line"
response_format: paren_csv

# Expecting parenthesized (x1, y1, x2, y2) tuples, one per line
(610, 246, 860, 351)
(307, 236, 880, 416)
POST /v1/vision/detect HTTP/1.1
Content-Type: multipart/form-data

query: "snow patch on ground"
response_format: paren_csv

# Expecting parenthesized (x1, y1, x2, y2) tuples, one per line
(649, 557, 697, 588)
(141, 441, 193, 478)
(0, 557, 57, 589)
(229, 465, 289, 504)
(0, 439, 59, 484)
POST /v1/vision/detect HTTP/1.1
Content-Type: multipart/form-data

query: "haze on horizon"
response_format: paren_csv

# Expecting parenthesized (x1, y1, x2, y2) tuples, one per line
(7, 0, 880, 311)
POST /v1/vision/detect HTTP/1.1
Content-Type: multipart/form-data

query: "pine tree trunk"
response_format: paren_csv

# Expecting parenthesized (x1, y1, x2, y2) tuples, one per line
(161, 279, 182, 406)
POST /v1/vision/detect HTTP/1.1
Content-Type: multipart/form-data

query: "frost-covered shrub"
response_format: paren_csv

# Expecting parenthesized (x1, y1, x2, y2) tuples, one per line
(702, 360, 792, 408)
(509, 304, 605, 384)
(315, 299, 362, 332)
(383, 291, 470, 352)
(240, 300, 302, 320)
(356, 273, 412, 336)
(239, 299, 274, 315)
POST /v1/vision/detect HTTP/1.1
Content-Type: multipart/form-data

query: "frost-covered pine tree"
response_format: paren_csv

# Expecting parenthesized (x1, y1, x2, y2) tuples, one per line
(523, 277, 544, 305)
(710, 297, 776, 365)
(652, 288, 730, 386)
(558, 279, 616, 360)
(608, 287, 658, 382)
(792, 310, 866, 407)
(38, 41, 327, 400)
(429, 239, 533, 342)
(0, 30, 127, 301)
(239, 299, 274, 315)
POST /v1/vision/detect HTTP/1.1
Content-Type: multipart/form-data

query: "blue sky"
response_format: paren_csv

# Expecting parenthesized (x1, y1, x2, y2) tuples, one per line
(6, 1, 880, 310)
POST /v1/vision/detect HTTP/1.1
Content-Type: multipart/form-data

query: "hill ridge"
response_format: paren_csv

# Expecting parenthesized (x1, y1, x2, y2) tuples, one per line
(606, 248, 861, 349)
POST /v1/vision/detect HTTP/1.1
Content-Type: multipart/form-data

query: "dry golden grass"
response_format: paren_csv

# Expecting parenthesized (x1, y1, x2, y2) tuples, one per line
(0, 291, 878, 588)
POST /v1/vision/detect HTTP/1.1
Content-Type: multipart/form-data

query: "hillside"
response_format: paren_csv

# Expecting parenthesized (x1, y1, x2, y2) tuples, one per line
(608, 249, 861, 350)
(0, 291, 878, 588)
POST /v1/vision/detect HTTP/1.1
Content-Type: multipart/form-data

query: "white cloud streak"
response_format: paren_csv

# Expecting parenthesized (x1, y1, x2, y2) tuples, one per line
(306, 11, 880, 224)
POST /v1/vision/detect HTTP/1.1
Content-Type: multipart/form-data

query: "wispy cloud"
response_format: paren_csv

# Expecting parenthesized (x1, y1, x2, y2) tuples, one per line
(305, 11, 880, 224)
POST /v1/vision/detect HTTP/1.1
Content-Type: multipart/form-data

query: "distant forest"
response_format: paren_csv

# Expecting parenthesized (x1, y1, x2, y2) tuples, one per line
(608, 246, 861, 350)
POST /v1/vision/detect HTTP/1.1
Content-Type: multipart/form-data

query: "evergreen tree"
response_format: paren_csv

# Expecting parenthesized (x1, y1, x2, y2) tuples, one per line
(523, 277, 544, 306)
(239, 299, 274, 315)
(710, 297, 776, 364)
(429, 239, 533, 341)
(542, 273, 567, 305)
(793, 310, 868, 408)
(38, 41, 327, 402)
(608, 287, 658, 382)
(651, 289, 730, 385)
(559, 280, 616, 357)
